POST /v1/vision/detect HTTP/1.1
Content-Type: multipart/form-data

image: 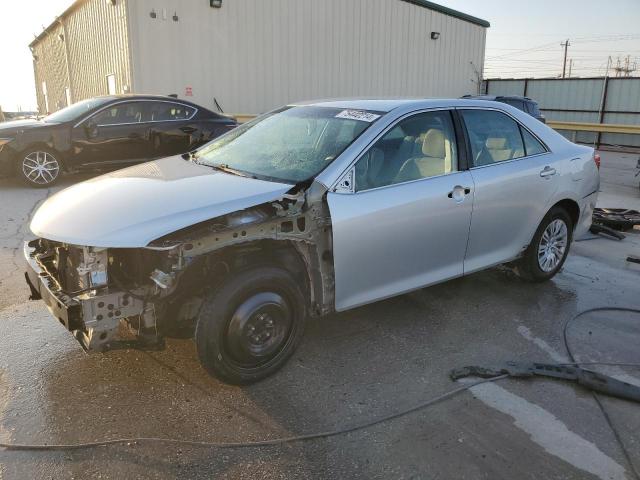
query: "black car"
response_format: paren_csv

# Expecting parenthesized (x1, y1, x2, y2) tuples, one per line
(461, 95, 546, 123)
(0, 95, 237, 187)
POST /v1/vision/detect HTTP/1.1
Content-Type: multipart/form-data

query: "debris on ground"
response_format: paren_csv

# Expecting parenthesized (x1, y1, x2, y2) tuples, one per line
(592, 208, 640, 232)
(451, 361, 640, 403)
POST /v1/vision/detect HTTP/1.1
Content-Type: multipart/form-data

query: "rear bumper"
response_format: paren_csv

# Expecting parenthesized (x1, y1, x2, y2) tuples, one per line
(576, 190, 598, 238)
(23, 241, 145, 351)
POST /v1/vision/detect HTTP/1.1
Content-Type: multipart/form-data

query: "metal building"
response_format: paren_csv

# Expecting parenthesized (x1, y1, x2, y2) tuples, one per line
(31, 0, 489, 115)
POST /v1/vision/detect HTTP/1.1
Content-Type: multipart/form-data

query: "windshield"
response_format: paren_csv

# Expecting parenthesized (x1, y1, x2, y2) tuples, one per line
(195, 106, 381, 183)
(43, 97, 114, 123)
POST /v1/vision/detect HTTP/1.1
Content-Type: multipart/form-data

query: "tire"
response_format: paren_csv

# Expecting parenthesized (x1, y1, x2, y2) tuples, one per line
(195, 267, 307, 385)
(15, 147, 62, 187)
(515, 207, 573, 282)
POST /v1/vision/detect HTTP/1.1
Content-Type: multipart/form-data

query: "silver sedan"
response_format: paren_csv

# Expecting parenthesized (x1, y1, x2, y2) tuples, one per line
(25, 98, 600, 384)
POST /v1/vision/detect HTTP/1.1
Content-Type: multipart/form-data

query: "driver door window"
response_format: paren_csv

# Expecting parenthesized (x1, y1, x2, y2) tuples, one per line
(91, 102, 146, 126)
(354, 110, 458, 192)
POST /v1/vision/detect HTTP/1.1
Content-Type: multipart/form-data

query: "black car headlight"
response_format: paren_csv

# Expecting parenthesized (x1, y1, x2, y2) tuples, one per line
(0, 138, 13, 153)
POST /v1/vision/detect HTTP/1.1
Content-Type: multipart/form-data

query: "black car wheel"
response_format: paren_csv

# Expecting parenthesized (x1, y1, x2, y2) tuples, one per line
(16, 148, 62, 187)
(195, 267, 307, 385)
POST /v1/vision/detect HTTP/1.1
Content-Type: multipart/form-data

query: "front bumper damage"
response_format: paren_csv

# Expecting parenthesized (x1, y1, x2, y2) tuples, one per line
(23, 240, 147, 351)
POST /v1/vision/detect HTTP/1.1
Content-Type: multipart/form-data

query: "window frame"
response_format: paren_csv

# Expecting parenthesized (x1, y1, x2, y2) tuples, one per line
(457, 107, 550, 170)
(75, 99, 199, 128)
(333, 108, 466, 194)
(145, 101, 197, 123)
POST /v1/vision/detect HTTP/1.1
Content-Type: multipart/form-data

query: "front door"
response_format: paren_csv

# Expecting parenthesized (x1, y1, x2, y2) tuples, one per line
(458, 108, 559, 273)
(327, 110, 474, 311)
(71, 101, 151, 169)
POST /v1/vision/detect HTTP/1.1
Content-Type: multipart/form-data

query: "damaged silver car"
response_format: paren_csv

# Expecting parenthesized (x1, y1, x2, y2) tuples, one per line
(24, 99, 599, 384)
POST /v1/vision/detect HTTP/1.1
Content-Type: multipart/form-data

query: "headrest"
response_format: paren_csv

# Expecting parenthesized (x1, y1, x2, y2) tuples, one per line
(421, 129, 446, 158)
(486, 137, 508, 149)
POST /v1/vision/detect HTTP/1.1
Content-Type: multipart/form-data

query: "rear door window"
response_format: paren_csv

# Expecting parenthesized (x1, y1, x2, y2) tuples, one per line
(500, 99, 525, 112)
(146, 102, 196, 122)
(520, 127, 546, 156)
(461, 109, 526, 167)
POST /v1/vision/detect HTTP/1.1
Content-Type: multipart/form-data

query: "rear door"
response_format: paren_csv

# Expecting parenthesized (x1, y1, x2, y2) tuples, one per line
(327, 110, 474, 311)
(459, 108, 558, 273)
(146, 101, 201, 157)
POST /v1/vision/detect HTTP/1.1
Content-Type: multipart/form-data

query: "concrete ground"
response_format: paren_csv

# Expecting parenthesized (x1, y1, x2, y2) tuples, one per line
(0, 152, 639, 479)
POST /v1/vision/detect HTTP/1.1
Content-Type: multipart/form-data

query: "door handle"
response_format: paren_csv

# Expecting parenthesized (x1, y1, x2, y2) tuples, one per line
(540, 166, 556, 178)
(448, 186, 472, 199)
(180, 126, 197, 134)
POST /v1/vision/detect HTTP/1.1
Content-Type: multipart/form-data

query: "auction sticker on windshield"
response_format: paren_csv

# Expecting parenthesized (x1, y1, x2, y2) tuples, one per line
(335, 110, 381, 122)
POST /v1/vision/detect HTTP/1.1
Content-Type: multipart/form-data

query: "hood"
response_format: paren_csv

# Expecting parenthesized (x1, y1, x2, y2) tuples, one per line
(0, 119, 46, 135)
(30, 155, 293, 248)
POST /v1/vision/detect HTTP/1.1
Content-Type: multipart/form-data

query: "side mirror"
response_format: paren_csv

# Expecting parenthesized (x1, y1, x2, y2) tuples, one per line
(84, 121, 98, 138)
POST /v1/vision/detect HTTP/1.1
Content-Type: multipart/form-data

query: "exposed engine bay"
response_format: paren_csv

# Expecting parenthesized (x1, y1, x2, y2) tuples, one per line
(24, 183, 335, 352)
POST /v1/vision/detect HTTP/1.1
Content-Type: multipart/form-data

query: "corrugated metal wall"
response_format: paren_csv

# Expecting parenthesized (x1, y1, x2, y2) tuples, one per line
(485, 77, 640, 147)
(32, 23, 69, 114)
(31, 0, 132, 114)
(127, 0, 487, 114)
(64, 0, 132, 102)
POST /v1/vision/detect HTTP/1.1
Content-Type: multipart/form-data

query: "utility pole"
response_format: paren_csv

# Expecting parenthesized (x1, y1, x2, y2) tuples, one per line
(561, 39, 571, 78)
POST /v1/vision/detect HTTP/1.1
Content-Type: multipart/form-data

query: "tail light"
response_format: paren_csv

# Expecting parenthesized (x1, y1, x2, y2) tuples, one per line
(593, 153, 601, 170)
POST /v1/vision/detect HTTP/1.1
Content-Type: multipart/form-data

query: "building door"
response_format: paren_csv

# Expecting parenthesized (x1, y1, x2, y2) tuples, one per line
(106, 74, 117, 95)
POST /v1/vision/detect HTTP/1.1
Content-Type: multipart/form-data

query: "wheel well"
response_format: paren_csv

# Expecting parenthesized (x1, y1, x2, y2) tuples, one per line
(202, 240, 312, 302)
(552, 199, 580, 229)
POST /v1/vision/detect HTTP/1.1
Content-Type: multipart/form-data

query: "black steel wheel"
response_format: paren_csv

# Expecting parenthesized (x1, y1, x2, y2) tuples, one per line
(195, 267, 307, 384)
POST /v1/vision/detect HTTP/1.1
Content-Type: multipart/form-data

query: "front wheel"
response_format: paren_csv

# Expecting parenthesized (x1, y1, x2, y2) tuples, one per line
(195, 267, 307, 385)
(16, 148, 62, 187)
(515, 207, 573, 282)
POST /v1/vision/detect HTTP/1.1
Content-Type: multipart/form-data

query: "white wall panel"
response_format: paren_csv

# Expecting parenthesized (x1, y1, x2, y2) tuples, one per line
(127, 0, 487, 114)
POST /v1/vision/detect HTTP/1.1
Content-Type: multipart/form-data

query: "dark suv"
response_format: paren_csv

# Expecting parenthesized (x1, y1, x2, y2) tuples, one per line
(462, 95, 546, 123)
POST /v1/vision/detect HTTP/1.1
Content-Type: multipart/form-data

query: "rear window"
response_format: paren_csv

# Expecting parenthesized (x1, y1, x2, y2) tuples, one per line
(526, 101, 542, 116)
(500, 99, 525, 111)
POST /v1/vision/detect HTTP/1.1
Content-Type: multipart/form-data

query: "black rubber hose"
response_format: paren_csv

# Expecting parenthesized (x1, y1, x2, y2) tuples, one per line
(563, 307, 640, 480)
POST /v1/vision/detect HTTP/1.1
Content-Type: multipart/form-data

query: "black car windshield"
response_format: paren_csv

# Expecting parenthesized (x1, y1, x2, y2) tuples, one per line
(195, 106, 381, 183)
(43, 97, 114, 123)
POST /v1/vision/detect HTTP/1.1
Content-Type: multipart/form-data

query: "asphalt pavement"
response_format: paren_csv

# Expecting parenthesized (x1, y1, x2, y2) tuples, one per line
(0, 152, 639, 479)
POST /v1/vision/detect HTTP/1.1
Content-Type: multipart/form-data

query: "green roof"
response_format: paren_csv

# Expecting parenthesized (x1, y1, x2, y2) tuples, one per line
(401, 0, 490, 28)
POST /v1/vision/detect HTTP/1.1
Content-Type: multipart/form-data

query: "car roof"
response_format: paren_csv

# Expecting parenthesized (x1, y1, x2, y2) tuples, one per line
(92, 94, 210, 109)
(462, 94, 535, 102)
(289, 98, 516, 113)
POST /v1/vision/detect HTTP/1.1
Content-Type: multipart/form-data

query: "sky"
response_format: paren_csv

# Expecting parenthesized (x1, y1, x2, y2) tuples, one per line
(0, 0, 639, 112)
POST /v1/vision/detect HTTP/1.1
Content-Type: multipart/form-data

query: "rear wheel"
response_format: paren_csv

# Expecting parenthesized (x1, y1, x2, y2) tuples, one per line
(515, 207, 573, 282)
(16, 148, 62, 187)
(195, 267, 307, 384)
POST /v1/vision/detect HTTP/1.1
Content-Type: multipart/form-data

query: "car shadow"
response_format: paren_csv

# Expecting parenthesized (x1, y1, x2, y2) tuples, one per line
(0, 172, 96, 191)
(24, 266, 579, 478)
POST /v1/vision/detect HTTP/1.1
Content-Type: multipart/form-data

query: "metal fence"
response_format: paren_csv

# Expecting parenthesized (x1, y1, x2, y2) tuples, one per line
(483, 77, 640, 148)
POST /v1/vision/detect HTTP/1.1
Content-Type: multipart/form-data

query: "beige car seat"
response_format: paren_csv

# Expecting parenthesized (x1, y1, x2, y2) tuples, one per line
(394, 129, 452, 182)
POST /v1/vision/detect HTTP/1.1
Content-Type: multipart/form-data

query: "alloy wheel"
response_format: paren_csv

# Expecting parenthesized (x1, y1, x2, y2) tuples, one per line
(537, 218, 568, 272)
(22, 151, 60, 185)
